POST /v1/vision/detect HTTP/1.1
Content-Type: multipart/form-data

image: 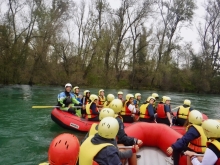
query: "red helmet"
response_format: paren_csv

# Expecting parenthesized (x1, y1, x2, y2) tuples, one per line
(48, 133, 80, 165)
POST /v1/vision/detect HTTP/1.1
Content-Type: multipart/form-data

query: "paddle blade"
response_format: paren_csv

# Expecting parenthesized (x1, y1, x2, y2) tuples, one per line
(32, 106, 60, 109)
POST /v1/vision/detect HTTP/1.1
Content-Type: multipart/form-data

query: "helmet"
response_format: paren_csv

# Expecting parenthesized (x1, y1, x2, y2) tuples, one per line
(98, 89, 104, 95)
(107, 94, 115, 102)
(202, 119, 220, 138)
(184, 99, 191, 106)
(99, 108, 115, 120)
(73, 86, 79, 92)
(65, 83, 72, 88)
(165, 97, 171, 101)
(135, 93, 141, 99)
(126, 94, 134, 101)
(83, 90, 90, 96)
(118, 91, 123, 95)
(152, 93, 159, 98)
(162, 96, 167, 103)
(98, 117, 119, 139)
(89, 94, 98, 102)
(147, 96, 155, 102)
(109, 99, 123, 114)
(188, 110, 203, 125)
(48, 133, 80, 165)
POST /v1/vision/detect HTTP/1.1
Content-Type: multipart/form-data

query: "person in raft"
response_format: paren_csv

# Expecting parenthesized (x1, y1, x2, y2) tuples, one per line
(109, 99, 143, 154)
(86, 94, 100, 121)
(79, 116, 122, 165)
(156, 96, 173, 126)
(97, 89, 106, 108)
(82, 108, 139, 165)
(184, 119, 220, 165)
(57, 83, 82, 115)
(133, 93, 141, 110)
(139, 96, 156, 123)
(72, 86, 82, 102)
(166, 110, 207, 165)
(152, 93, 159, 113)
(174, 99, 193, 126)
(120, 94, 139, 123)
(103, 94, 115, 108)
(81, 90, 90, 118)
(117, 91, 124, 101)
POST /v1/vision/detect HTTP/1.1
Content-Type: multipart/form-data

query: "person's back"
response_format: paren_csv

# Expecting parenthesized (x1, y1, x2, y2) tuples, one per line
(176, 99, 193, 126)
(79, 117, 122, 165)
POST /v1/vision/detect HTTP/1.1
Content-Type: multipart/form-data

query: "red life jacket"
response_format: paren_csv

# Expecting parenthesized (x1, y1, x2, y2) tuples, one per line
(120, 101, 132, 115)
(157, 103, 167, 118)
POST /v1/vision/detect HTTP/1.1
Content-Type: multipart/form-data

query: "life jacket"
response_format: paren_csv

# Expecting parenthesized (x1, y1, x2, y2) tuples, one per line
(177, 106, 190, 119)
(120, 101, 132, 115)
(186, 124, 207, 153)
(207, 139, 220, 165)
(139, 103, 150, 118)
(86, 103, 99, 118)
(98, 96, 106, 105)
(79, 136, 114, 165)
(89, 123, 98, 137)
(157, 103, 167, 118)
(103, 101, 110, 108)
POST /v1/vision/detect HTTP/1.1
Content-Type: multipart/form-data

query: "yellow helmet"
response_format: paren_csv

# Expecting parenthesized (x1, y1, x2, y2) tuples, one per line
(99, 108, 115, 120)
(135, 93, 141, 99)
(65, 83, 72, 88)
(147, 96, 155, 102)
(162, 96, 167, 103)
(126, 94, 134, 101)
(152, 93, 159, 98)
(117, 91, 123, 95)
(83, 90, 90, 96)
(109, 99, 123, 114)
(202, 119, 220, 138)
(188, 110, 203, 125)
(98, 117, 119, 139)
(184, 99, 191, 106)
(98, 89, 104, 95)
(89, 94, 98, 102)
(73, 86, 79, 92)
(107, 94, 115, 102)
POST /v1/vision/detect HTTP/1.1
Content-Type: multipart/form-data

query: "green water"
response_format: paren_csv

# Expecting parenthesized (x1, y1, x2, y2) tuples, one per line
(0, 85, 219, 165)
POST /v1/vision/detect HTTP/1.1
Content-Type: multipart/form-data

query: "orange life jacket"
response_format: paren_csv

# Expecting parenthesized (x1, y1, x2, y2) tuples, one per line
(98, 96, 105, 105)
(86, 103, 99, 118)
(157, 103, 167, 118)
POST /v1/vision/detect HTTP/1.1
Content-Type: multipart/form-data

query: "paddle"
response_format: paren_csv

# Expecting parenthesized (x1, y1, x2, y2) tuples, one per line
(32, 106, 82, 108)
(171, 106, 180, 111)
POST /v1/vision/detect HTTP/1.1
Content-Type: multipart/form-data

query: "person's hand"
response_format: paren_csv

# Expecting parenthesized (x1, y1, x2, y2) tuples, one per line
(137, 139, 143, 146)
(166, 147, 173, 155)
(184, 151, 197, 157)
(134, 145, 139, 152)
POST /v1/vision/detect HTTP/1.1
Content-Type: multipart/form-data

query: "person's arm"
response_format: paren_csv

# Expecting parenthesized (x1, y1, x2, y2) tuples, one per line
(105, 146, 123, 165)
(90, 103, 99, 115)
(71, 94, 81, 105)
(57, 93, 66, 107)
(172, 126, 200, 150)
(191, 148, 218, 165)
(165, 105, 172, 125)
(147, 104, 155, 120)
(128, 104, 136, 114)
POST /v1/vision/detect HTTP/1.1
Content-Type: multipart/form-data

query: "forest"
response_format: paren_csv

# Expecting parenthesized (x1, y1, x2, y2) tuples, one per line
(0, 0, 220, 93)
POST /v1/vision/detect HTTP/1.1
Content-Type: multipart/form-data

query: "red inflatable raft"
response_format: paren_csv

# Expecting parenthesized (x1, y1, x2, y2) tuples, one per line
(51, 108, 208, 134)
(124, 122, 187, 165)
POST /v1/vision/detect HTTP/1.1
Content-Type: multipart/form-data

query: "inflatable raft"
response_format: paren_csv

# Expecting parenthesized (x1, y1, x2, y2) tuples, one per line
(124, 122, 186, 165)
(51, 108, 208, 134)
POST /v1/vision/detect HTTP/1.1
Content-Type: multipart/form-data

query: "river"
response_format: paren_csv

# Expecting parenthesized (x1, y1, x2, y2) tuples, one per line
(0, 85, 219, 165)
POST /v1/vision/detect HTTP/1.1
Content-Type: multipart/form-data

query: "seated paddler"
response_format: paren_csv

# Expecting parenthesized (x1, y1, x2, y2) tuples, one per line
(57, 83, 82, 115)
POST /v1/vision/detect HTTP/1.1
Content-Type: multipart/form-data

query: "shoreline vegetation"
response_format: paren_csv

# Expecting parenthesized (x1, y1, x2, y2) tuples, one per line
(0, 0, 219, 94)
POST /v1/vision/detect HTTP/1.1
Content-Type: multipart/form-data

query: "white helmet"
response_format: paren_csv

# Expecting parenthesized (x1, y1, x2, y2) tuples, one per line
(99, 108, 115, 120)
(98, 117, 119, 139)
(126, 94, 134, 101)
(152, 93, 159, 98)
(65, 83, 72, 88)
(118, 91, 123, 95)
(162, 96, 167, 103)
(107, 94, 115, 102)
(202, 119, 220, 138)
(188, 110, 203, 125)
(135, 93, 141, 99)
(109, 99, 123, 114)
(147, 96, 155, 102)
(73, 86, 79, 92)
(184, 99, 191, 106)
(98, 89, 104, 95)
(89, 94, 98, 102)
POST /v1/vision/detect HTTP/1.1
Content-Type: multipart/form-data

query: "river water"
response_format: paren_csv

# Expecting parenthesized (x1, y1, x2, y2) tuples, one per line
(0, 85, 219, 165)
